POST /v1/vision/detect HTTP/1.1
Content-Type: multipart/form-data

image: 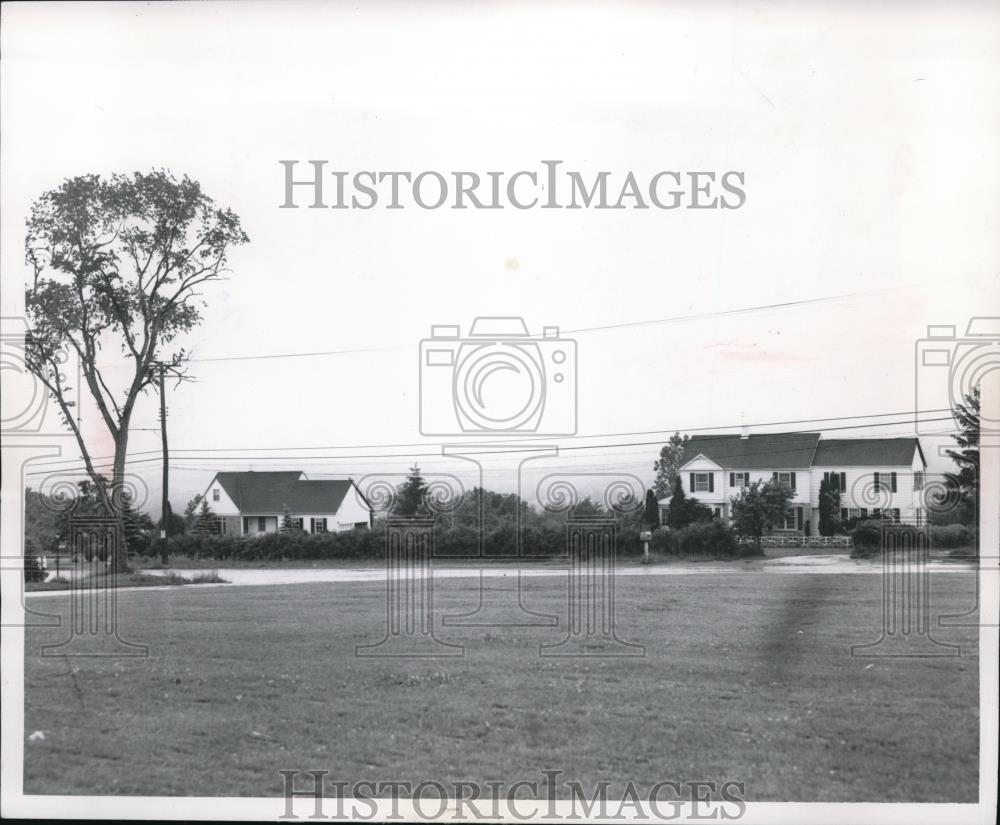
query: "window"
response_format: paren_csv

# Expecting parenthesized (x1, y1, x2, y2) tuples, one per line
(257, 516, 267, 532)
(311, 517, 327, 533)
(873, 508, 881, 519)
(288, 517, 303, 531)
(729, 472, 749, 488)
(781, 511, 797, 530)
(773, 471, 797, 491)
(712, 506, 721, 519)
(823, 471, 846, 491)
(915, 508, 924, 526)
(914, 471, 924, 491)
(212, 488, 220, 502)
(354, 521, 369, 530)
(692, 473, 713, 493)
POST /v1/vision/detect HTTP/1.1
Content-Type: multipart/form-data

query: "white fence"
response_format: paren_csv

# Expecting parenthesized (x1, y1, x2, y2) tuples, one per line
(737, 535, 853, 548)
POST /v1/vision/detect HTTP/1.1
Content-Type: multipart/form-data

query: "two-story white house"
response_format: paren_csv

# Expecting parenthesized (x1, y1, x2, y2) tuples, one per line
(199, 471, 373, 536)
(658, 432, 928, 535)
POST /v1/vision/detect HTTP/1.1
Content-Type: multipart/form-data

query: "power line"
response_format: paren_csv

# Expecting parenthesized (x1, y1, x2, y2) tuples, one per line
(24, 413, 958, 476)
(179, 285, 913, 364)
(25, 406, 954, 470)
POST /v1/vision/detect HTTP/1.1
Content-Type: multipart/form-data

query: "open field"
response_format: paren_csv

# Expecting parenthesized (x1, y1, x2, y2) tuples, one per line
(23, 569, 979, 801)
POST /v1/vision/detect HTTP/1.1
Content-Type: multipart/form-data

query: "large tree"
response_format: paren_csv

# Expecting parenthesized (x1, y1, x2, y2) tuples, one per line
(24, 171, 248, 568)
(653, 432, 689, 499)
(943, 387, 979, 527)
(729, 480, 794, 553)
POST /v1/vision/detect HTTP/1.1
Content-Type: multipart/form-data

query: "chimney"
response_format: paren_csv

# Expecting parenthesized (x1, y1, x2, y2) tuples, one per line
(740, 413, 750, 440)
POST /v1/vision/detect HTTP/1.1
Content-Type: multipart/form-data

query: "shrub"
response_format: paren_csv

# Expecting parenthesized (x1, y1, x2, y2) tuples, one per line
(850, 521, 882, 558)
(651, 526, 673, 555)
(670, 521, 744, 558)
(929, 524, 975, 549)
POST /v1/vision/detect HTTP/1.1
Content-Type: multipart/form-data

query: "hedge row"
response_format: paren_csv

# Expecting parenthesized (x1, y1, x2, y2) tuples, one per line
(140, 523, 751, 561)
(851, 521, 979, 558)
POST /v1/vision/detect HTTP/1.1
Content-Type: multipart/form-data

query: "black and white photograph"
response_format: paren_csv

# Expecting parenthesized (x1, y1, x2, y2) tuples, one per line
(1, 2, 998, 822)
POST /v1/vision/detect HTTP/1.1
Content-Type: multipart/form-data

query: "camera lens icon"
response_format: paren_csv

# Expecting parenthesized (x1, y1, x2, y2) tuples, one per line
(915, 317, 1000, 435)
(419, 317, 577, 437)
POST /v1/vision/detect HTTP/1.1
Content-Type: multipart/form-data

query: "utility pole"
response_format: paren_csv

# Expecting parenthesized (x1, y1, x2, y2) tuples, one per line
(157, 363, 170, 566)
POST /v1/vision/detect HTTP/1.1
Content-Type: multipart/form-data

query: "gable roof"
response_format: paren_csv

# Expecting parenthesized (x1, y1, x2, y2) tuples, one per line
(679, 432, 821, 470)
(211, 471, 360, 514)
(812, 438, 924, 467)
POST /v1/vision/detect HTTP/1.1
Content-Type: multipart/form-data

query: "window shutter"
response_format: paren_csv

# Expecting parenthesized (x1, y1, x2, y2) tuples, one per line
(796, 508, 803, 530)
(861, 507, 868, 518)
(824, 471, 829, 483)
(840, 472, 847, 491)
(891, 472, 897, 493)
(772, 472, 778, 483)
(708, 474, 714, 493)
(790, 472, 797, 491)
(689, 473, 695, 491)
(730, 472, 735, 488)
(873, 472, 880, 492)
(840, 508, 848, 521)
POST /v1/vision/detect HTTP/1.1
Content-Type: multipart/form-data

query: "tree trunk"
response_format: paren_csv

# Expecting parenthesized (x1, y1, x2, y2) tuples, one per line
(109, 433, 132, 574)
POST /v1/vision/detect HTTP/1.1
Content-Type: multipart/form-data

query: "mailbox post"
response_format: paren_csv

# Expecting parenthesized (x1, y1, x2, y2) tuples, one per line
(640, 530, 652, 564)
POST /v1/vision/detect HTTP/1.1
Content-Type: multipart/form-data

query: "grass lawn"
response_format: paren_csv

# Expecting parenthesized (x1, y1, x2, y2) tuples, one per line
(23, 569, 979, 801)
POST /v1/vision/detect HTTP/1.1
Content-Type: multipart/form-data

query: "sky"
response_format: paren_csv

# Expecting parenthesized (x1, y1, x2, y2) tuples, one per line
(2, 1, 999, 516)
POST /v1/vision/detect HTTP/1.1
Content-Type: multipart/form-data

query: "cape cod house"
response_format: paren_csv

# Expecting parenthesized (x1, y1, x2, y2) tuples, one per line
(658, 432, 928, 536)
(199, 471, 373, 536)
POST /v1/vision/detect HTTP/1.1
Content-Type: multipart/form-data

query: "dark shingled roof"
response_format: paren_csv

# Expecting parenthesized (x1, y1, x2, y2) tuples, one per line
(680, 432, 820, 469)
(813, 438, 923, 467)
(212, 471, 358, 514)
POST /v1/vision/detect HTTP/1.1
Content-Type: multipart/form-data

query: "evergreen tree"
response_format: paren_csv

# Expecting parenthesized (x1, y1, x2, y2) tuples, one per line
(665, 476, 712, 529)
(643, 488, 660, 529)
(944, 387, 979, 527)
(194, 498, 219, 535)
(280, 505, 293, 532)
(818, 476, 841, 537)
(395, 464, 429, 517)
(121, 493, 152, 555)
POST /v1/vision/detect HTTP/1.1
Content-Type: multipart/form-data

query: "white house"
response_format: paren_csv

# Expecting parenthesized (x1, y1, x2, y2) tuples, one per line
(200, 471, 373, 536)
(658, 432, 928, 535)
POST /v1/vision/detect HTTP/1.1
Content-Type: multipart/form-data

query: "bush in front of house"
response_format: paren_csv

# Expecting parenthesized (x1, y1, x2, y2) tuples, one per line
(670, 521, 748, 558)
(929, 523, 976, 550)
(850, 521, 882, 558)
(651, 526, 673, 555)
